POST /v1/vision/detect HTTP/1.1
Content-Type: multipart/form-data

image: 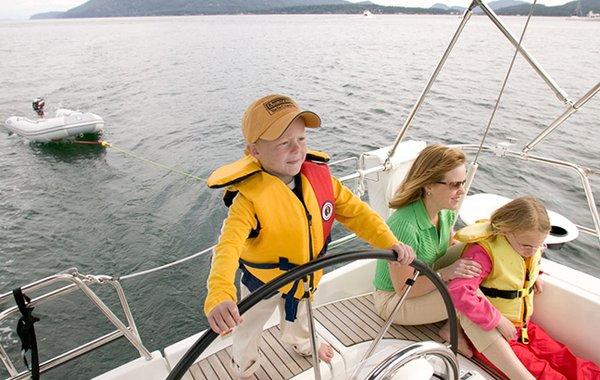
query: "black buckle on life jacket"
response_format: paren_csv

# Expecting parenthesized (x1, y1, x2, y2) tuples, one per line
(248, 217, 261, 239)
(13, 288, 40, 380)
(239, 257, 297, 271)
(480, 285, 533, 299)
(239, 259, 314, 322)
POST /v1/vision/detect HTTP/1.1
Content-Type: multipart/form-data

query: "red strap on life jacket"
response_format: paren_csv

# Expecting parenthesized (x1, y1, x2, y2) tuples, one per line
(300, 161, 335, 244)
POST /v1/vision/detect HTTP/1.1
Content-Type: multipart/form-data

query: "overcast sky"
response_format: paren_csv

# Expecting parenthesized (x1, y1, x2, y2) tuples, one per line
(0, 0, 571, 20)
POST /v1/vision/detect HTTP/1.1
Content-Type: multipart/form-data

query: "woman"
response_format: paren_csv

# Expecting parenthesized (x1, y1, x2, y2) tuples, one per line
(372, 144, 480, 355)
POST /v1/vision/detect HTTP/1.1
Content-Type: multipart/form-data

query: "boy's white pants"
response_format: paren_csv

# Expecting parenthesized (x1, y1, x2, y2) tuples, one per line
(231, 283, 322, 377)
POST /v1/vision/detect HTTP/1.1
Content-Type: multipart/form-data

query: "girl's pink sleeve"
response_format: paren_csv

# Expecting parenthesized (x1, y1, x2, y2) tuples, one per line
(447, 244, 502, 331)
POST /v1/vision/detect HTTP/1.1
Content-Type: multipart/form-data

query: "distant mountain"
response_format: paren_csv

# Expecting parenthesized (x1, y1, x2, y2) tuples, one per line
(32, 0, 349, 19)
(473, 0, 528, 14)
(431, 3, 466, 12)
(29, 0, 462, 19)
(29, 0, 600, 19)
(496, 0, 600, 15)
(257, 4, 451, 14)
(431, 3, 449, 10)
(488, 0, 529, 9)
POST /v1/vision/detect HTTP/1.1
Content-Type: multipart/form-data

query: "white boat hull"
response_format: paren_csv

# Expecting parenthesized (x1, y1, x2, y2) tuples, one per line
(4, 108, 104, 142)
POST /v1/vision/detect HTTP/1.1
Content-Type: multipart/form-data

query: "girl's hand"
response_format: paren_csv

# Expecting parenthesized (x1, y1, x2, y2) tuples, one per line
(534, 277, 544, 294)
(207, 300, 243, 335)
(440, 258, 482, 281)
(497, 315, 517, 341)
(390, 242, 416, 266)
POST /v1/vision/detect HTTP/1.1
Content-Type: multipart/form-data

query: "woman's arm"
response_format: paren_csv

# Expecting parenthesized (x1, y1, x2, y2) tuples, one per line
(388, 261, 441, 297)
(389, 255, 484, 298)
(381, 210, 440, 297)
(447, 244, 501, 330)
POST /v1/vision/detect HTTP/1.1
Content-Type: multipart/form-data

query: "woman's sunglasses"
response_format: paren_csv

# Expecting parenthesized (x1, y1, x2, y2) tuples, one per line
(436, 180, 467, 190)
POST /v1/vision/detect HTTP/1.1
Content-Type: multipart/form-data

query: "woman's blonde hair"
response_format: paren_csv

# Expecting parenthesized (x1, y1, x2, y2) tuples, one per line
(389, 144, 466, 209)
(490, 196, 551, 235)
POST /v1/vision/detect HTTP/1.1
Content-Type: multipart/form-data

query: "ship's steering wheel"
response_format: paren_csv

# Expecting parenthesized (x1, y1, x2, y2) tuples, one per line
(167, 249, 458, 379)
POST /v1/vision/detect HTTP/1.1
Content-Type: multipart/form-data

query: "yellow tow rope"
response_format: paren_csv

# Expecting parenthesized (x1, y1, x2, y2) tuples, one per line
(75, 139, 207, 182)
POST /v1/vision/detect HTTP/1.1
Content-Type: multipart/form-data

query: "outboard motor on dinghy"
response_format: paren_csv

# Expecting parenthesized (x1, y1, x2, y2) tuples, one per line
(32, 97, 45, 118)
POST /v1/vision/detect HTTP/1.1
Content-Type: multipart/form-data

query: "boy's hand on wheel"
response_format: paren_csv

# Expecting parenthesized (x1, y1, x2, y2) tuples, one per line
(207, 300, 243, 335)
(391, 242, 416, 265)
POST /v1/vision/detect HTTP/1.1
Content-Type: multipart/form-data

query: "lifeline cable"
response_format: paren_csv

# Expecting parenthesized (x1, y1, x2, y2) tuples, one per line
(74, 139, 207, 182)
(76, 139, 212, 281)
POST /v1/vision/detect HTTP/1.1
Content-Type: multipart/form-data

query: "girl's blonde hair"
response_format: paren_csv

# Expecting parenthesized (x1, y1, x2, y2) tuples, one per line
(490, 196, 551, 235)
(389, 144, 466, 209)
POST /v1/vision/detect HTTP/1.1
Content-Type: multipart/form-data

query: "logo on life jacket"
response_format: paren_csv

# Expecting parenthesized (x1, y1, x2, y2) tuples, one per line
(321, 201, 334, 221)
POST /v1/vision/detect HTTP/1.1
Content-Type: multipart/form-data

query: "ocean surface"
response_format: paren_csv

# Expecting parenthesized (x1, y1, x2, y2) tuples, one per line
(0, 14, 598, 378)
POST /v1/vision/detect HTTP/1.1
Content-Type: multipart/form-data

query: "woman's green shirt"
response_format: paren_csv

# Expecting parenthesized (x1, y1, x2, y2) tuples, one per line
(373, 199, 456, 291)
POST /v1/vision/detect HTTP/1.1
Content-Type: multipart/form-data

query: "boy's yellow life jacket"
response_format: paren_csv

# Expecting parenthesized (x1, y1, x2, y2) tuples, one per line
(207, 151, 334, 321)
(456, 221, 541, 343)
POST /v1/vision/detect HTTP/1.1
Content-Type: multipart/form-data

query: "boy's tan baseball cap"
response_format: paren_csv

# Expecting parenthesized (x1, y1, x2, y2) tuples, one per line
(242, 94, 321, 143)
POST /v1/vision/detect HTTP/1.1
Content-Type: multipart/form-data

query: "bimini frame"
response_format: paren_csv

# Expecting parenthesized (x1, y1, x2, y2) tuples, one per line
(379, 0, 600, 244)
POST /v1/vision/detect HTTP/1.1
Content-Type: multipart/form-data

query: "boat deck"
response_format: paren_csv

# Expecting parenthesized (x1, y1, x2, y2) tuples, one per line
(186, 294, 503, 379)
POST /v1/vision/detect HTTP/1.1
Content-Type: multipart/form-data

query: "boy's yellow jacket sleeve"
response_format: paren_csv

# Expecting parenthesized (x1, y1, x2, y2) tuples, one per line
(204, 193, 256, 316)
(332, 176, 398, 249)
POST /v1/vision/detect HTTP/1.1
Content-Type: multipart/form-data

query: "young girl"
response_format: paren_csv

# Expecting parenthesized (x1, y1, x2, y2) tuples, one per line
(449, 196, 600, 380)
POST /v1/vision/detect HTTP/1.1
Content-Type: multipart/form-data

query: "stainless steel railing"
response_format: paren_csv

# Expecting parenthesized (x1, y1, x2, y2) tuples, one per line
(365, 341, 459, 380)
(455, 143, 600, 245)
(0, 268, 151, 379)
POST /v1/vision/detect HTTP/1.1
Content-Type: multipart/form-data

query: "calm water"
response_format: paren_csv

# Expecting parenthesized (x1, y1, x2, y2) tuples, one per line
(0, 14, 598, 378)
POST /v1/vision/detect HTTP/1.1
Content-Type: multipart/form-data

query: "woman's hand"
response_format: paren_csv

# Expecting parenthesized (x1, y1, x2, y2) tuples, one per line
(390, 242, 416, 266)
(497, 315, 517, 341)
(440, 258, 482, 281)
(534, 277, 544, 294)
(207, 300, 243, 335)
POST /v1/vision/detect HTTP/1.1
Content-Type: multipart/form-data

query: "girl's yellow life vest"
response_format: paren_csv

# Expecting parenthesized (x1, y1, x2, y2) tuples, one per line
(456, 221, 541, 343)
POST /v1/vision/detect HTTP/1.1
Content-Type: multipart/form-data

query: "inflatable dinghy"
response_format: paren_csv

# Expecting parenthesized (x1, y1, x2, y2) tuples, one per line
(4, 109, 104, 142)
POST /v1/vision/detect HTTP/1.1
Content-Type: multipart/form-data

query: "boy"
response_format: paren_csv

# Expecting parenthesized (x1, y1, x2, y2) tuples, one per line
(204, 93, 414, 378)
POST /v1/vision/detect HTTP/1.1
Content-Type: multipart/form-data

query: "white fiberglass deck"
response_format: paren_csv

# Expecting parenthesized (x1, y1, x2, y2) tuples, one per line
(185, 294, 503, 379)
